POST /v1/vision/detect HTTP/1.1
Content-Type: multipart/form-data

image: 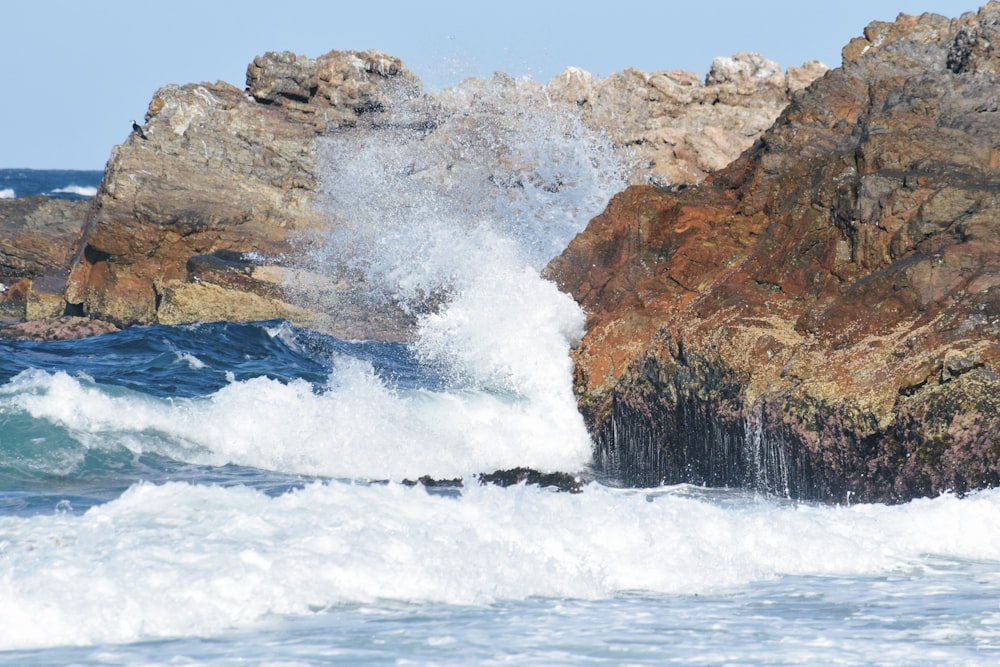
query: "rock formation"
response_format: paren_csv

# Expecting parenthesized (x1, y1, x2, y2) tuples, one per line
(0, 196, 90, 321)
(62, 50, 422, 340)
(547, 4, 1000, 503)
(46, 49, 817, 336)
(547, 53, 827, 185)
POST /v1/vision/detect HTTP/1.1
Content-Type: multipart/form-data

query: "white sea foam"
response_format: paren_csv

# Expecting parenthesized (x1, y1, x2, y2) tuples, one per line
(0, 188, 14, 199)
(50, 184, 98, 197)
(0, 366, 591, 478)
(1, 480, 999, 650)
(292, 81, 626, 473)
(174, 351, 206, 370)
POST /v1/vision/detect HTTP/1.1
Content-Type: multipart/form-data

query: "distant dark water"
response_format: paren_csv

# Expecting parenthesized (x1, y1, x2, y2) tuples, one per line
(0, 168, 102, 200)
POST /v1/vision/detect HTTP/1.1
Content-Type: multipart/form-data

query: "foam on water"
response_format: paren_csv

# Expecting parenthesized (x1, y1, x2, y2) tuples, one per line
(0, 188, 14, 199)
(1, 481, 999, 650)
(49, 184, 98, 197)
(0, 365, 589, 479)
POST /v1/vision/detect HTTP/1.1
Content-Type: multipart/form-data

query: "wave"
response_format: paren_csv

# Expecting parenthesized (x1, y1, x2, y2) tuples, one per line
(293, 79, 627, 480)
(0, 169, 102, 200)
(0, 364, 591, 480)
(1, 480, 998, 650)
(49, 184, 97, 197)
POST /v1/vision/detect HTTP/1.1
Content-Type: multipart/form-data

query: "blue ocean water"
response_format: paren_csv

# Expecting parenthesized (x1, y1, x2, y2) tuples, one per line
(1, 157, 999, 664)
(0, 168, 102, 200)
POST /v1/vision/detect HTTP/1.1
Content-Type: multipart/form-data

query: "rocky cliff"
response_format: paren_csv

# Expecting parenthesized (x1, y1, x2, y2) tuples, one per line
(547, 4, 1000, 503)
(42, 49, 818, 337)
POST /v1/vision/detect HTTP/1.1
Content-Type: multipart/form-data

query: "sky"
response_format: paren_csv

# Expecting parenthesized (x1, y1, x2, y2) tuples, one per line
(1, 1, 975, 170)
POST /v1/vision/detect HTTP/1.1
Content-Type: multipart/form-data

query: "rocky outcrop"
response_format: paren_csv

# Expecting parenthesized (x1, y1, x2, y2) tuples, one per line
(0, 196, 90, 321)
(547, 53, 827, 185)
(547, 4, 1000, 503)
(61, 49, 425, 339)
(51, 47, 819, 336)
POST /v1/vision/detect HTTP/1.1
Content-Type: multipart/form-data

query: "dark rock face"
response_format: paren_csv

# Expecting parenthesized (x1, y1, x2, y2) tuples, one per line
(402, 468, 585, 493)
(548, 4, 1000, 503)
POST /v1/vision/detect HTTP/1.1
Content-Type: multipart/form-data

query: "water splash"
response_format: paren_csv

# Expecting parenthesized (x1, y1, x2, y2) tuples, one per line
(291, 75, 626, 454)
(283, 76, 630, 472)
(306, 75, 626, 316)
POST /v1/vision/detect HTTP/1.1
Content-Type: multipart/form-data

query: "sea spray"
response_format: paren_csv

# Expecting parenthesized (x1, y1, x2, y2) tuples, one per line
(305, 75, 626, 310)
(292, 75, 628, 472)
(0, 364, 589, 480)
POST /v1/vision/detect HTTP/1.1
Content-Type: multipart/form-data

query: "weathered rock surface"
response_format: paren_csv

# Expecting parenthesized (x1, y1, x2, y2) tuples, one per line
(547, 53, 827, 185)
(50, 48, 818, 336)
(0, 316, 119, 341)
(547, 4, 1000, 503)
(0, 196, 90, 321)
(61, 49, 425, 339)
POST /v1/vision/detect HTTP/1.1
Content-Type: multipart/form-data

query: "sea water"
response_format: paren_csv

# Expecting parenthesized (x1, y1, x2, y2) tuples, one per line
(0, 168, 101, 200)
(1, 100, 999, 664)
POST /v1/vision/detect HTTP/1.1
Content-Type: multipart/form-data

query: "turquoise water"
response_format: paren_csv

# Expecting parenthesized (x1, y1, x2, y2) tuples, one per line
(0, 321, 998, 664)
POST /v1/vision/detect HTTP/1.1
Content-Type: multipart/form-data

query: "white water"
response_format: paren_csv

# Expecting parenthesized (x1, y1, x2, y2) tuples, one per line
(49, 184, 97, 197)
(4, 356, 1000, 662)
(2, 479, 1000, 653)
(288, 78, 628, 477)
(0, 365, 590, 478)
(0, 188, 14, 199)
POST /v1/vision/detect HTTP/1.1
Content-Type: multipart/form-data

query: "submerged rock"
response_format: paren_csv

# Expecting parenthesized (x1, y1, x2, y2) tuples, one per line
(478, 468, 585, 493)
(402, 468, 585, 494)
(547, 3, 1000, 503)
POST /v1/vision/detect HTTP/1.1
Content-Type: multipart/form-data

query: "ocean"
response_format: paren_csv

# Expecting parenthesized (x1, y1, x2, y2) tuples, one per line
(0, 169, 101, 201)
(1, 136, 999, 665)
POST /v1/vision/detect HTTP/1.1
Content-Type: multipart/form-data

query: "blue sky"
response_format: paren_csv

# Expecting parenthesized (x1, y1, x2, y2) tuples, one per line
(2, 1, 972, 169)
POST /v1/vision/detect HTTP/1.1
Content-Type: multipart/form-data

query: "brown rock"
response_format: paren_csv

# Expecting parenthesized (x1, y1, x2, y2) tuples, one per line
(547, 3, 1000, 503)
(61, 46, 820, 337)
(0, 316, 119, 341)
(548, 52, 828, 186)
(65, 49, 422, 336)
(246, 49, 421, 129)
(0, 195, 90, 319)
